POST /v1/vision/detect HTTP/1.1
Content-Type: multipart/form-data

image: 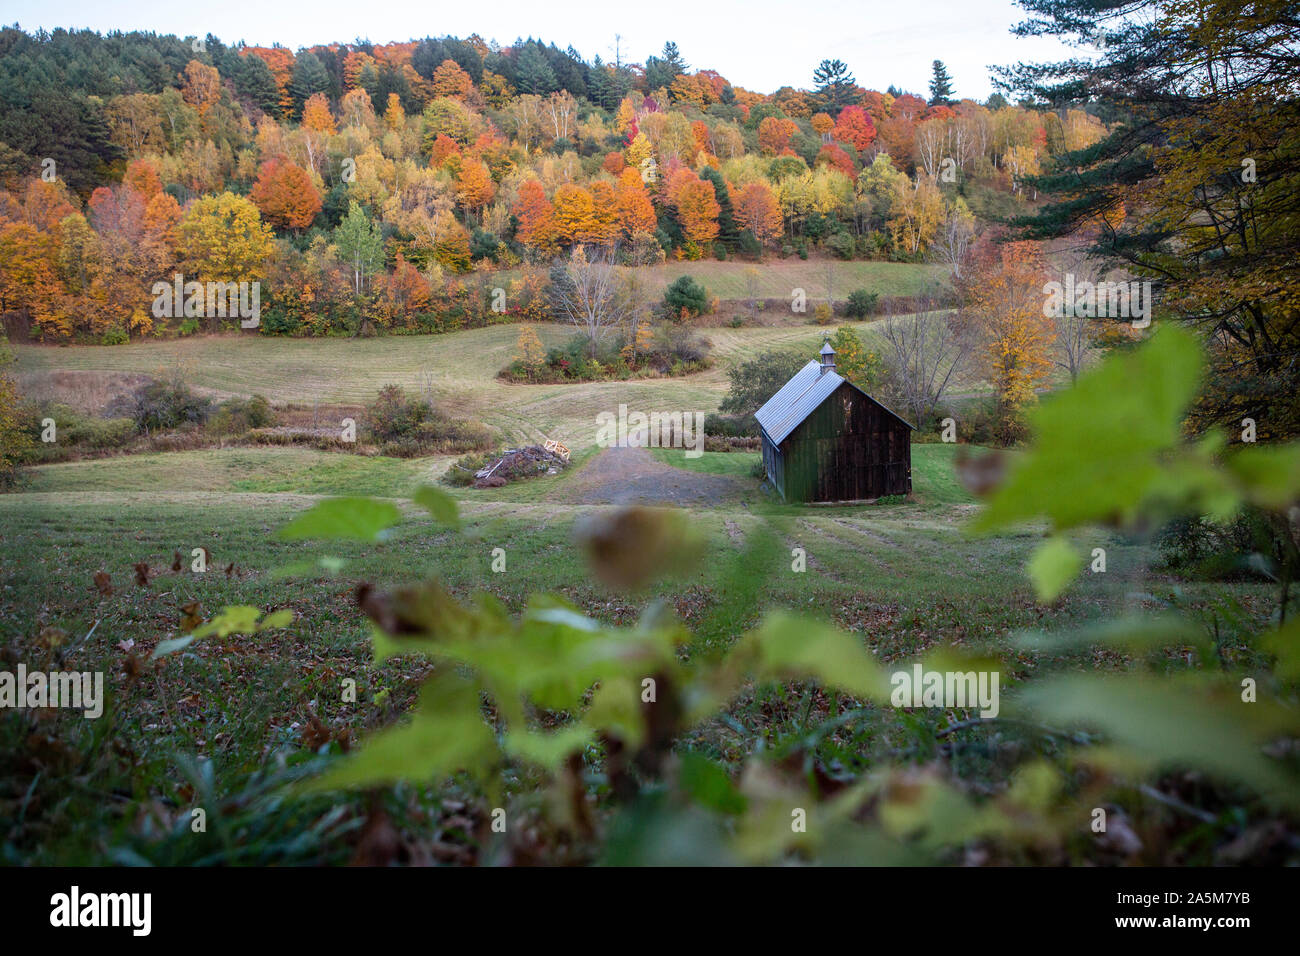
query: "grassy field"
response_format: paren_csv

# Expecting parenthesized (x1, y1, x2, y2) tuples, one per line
(492, 257, 946, 301)
(0, 433, 1277, 864)
(12, 319, 953, 447)
(0, 286, 1266, 865)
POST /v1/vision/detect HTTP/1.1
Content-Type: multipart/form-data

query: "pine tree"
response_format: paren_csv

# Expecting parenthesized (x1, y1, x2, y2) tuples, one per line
(290, 52, 331, 118)
(812, 59, 858, 115)
(928, 60, 954, 106)
(700, 166, 738, 245)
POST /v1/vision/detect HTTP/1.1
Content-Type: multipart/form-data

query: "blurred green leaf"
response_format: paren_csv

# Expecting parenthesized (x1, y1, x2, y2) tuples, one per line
(974, 326, 1226, 534)
(1227, 444, 1300, 510)
(1018, 674, 1300, 808)
(739, 611, 891, 701)
(151, 635, 194, 659)
(277, 497, 401, 542)
(679, 752, 747, 815)
(303, 672, 496, 791)
(413, 484, 460, 528)
(1027, 536, 1081, 602)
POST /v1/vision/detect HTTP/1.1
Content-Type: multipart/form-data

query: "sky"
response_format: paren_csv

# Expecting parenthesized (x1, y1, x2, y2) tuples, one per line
(6, 0, 1084, 100)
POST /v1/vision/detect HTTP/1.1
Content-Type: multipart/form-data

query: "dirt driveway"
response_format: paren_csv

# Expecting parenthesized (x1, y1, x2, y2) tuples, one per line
(556, 446, 749, 506)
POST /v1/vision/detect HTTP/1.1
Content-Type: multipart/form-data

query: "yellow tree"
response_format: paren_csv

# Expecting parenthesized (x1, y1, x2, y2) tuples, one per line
(181, 60, 222, 116)
(301, 92, 337, 134)
(965, 241, 1054, 430)
(888, 175, 945, 256)
(179, 192, 274, 284)
(515, 324, 546, 372)
(455, 159, 495, 216)
(552, 184, 596, 245)
(383, 93, 405, 131)
(432, 59, 474, 99)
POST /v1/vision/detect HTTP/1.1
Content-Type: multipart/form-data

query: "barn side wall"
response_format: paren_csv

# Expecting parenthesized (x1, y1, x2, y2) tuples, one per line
(761, 432, 785, 498)
(779, 383, 911, 502)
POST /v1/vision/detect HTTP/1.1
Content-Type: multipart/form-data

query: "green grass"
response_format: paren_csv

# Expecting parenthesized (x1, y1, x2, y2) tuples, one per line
(492, 258, 944, 301)
(12, 306, 968, 449)
(0, 439, 1277, 864)
(649, 448, 760, 477)
(646, 442, 977, 506)
(17, 447, 431, 497)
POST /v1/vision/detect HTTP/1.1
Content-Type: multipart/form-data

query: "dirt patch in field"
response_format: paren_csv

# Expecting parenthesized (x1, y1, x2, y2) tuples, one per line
(555, 446, 747, 507)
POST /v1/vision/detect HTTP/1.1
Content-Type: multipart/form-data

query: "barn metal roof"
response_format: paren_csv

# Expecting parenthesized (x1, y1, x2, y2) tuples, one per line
(754, 360, 915, 445)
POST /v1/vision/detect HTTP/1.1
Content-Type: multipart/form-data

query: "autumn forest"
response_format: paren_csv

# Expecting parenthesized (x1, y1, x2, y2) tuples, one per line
(2, 0, 1300, 891)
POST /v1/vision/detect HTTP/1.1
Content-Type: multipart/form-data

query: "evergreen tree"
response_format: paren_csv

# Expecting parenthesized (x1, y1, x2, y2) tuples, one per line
(290, 52, 331, 118)
(515, 43, 557, 95)
(235, 54, 281, 116)
(701, 166, 738, 245)
(928, 60, 954, 106)
(645, 41, 687, 91)
(812, 58, 858, 114)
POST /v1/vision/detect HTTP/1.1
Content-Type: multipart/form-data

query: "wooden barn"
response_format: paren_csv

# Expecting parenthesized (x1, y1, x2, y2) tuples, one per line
(755, 340, 914, 502)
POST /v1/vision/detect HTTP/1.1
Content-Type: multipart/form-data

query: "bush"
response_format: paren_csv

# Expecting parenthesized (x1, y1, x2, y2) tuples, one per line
(813, 303, 834, 325)
(1156, 510, 1274, 580)
(65, 416, 136, 449)
(662, 275, 709, 321)
(19, 402, 137, 461)
(471, 229, 500, 262)
(366, 384, 494, 455)
(107, 379, 212, 433)
(825, 231, 856, 260)
(845, 289, 879, 319)
(704, 412, 759, 437)
(208, 395, 275, 435)
(101, 326, 129, 346)
(500, 330, 711, 383)
(444, 450, 497, 486)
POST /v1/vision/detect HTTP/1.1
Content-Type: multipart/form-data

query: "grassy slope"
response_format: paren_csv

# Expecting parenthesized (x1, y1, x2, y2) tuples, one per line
(13, 319, 947, 448)
(491, 258, 945, 300)
(0, 439, 1274, 863)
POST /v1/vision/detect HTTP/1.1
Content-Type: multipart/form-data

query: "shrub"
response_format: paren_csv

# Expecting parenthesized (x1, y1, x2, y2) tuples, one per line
(444, 450, 497, 486)
(845, 289, 879, 319)
(366, 384, 494, 455)
(662, 275, 709, 321)
(101, 326, 129, 346)
(813, 303, 834, 325)
(825, 231, 856, 260)
(1, 375, 34, 485)
(208, 395, 275, 435)
(1156, 510, 1274, 580)
(704, 412, 759, 437)
(500, 330, 711, 383)
(108, 379, 212, 433)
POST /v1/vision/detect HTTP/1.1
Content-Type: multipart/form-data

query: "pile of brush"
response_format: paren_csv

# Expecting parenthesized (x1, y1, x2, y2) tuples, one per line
(473, 445, 569, 487)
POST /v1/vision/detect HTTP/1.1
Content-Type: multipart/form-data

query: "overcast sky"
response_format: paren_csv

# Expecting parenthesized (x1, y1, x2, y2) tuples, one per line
(9, 0, 1083, 99)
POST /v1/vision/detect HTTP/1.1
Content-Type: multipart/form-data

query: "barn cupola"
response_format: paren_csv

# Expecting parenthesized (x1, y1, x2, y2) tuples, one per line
(819, 337, 836, 375)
